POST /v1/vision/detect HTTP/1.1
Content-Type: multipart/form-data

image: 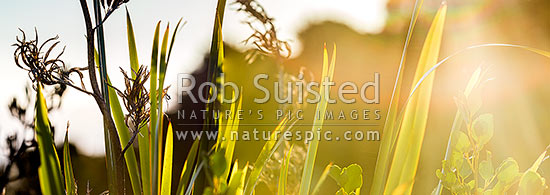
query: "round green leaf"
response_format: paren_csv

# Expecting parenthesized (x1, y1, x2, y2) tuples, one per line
(472, 114, 494, 146)
(496, 158, 520, 184)
(479, 160, 494, 181)
(210, 150, 227, 177)
(518, 171, 545, 195)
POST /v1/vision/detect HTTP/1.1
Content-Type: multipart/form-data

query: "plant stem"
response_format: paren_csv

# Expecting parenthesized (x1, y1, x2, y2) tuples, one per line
(78, 0, 126, 193)
(465, 121, 480, 195)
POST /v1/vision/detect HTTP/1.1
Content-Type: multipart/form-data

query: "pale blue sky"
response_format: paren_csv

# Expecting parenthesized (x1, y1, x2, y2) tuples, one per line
(0, 0, 388, 156)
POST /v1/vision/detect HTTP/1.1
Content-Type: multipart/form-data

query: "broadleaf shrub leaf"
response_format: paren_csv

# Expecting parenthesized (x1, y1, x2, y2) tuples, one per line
(472, 114, 494, 147)
(452, 130, 470, 153)
(479, 160, 494, 181)
(210, 149, 227, 177)
(518, 171, 545, 195)
(329, 164, 363, 194)
(496, 158, 520, 184)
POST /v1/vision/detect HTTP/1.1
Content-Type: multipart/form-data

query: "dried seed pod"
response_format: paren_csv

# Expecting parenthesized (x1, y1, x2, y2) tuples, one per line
(13, 29, 87, 93)
(235, 0, 292, 62)
(111, 65, 151, 130)
(109, 64, 151, 156)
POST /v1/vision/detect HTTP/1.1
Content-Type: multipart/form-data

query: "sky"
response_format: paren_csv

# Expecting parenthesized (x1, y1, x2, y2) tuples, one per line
(0, 0, 388, 156)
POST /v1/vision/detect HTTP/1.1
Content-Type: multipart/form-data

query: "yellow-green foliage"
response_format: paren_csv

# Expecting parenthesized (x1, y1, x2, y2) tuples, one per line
(35, 85, 64, 195)
(299, 44, 337, 195)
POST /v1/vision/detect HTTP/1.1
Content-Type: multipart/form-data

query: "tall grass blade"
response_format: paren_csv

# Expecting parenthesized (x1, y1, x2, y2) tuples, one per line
(149, 22, 161, 195)
(166, 19, 184, 66)
(176, 139, 200, 195)
(126, 9, 139, 79)
(185, 160, 207, 195)
(383, 3, 447, 194)
(299, 44, 337, 195)
(154, 24, 171, 191)
(125, 9, 151, 194)
(204, 0, 226, 131)
(63, 130, 76, 195)
(35, 84, 64, 195)
(227, 161, 248, 195)
(228, 160, 240, 192)
(278, 145, 293, 195)
(207, 0, 226, 85)
(92, 0, 125, 193)
(216, 92, 235, 152)
(153, 19, 182, 195)
(97, 42, 142, 193)
(243, 119, 288, 195)
(138, 125, 151, 194)
(215, 100, 231, 152)
(160, 122, 174, 194)
(158, 24, 170, 90)
(193, 0, 226, 192)
(221, 94, 242, 180)
(370, 0, 424, 194)
(107, 75, 142, 194)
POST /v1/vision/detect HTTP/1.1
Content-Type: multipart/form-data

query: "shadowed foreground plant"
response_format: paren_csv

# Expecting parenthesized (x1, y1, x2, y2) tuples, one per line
(63, 124, 77, 195)
(77, 0, 129, 192)
(14, 0, 162, 193)
(12, 30, 82, 195)
(106, 8, 183, 194)
(34, 84, 64, 195)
